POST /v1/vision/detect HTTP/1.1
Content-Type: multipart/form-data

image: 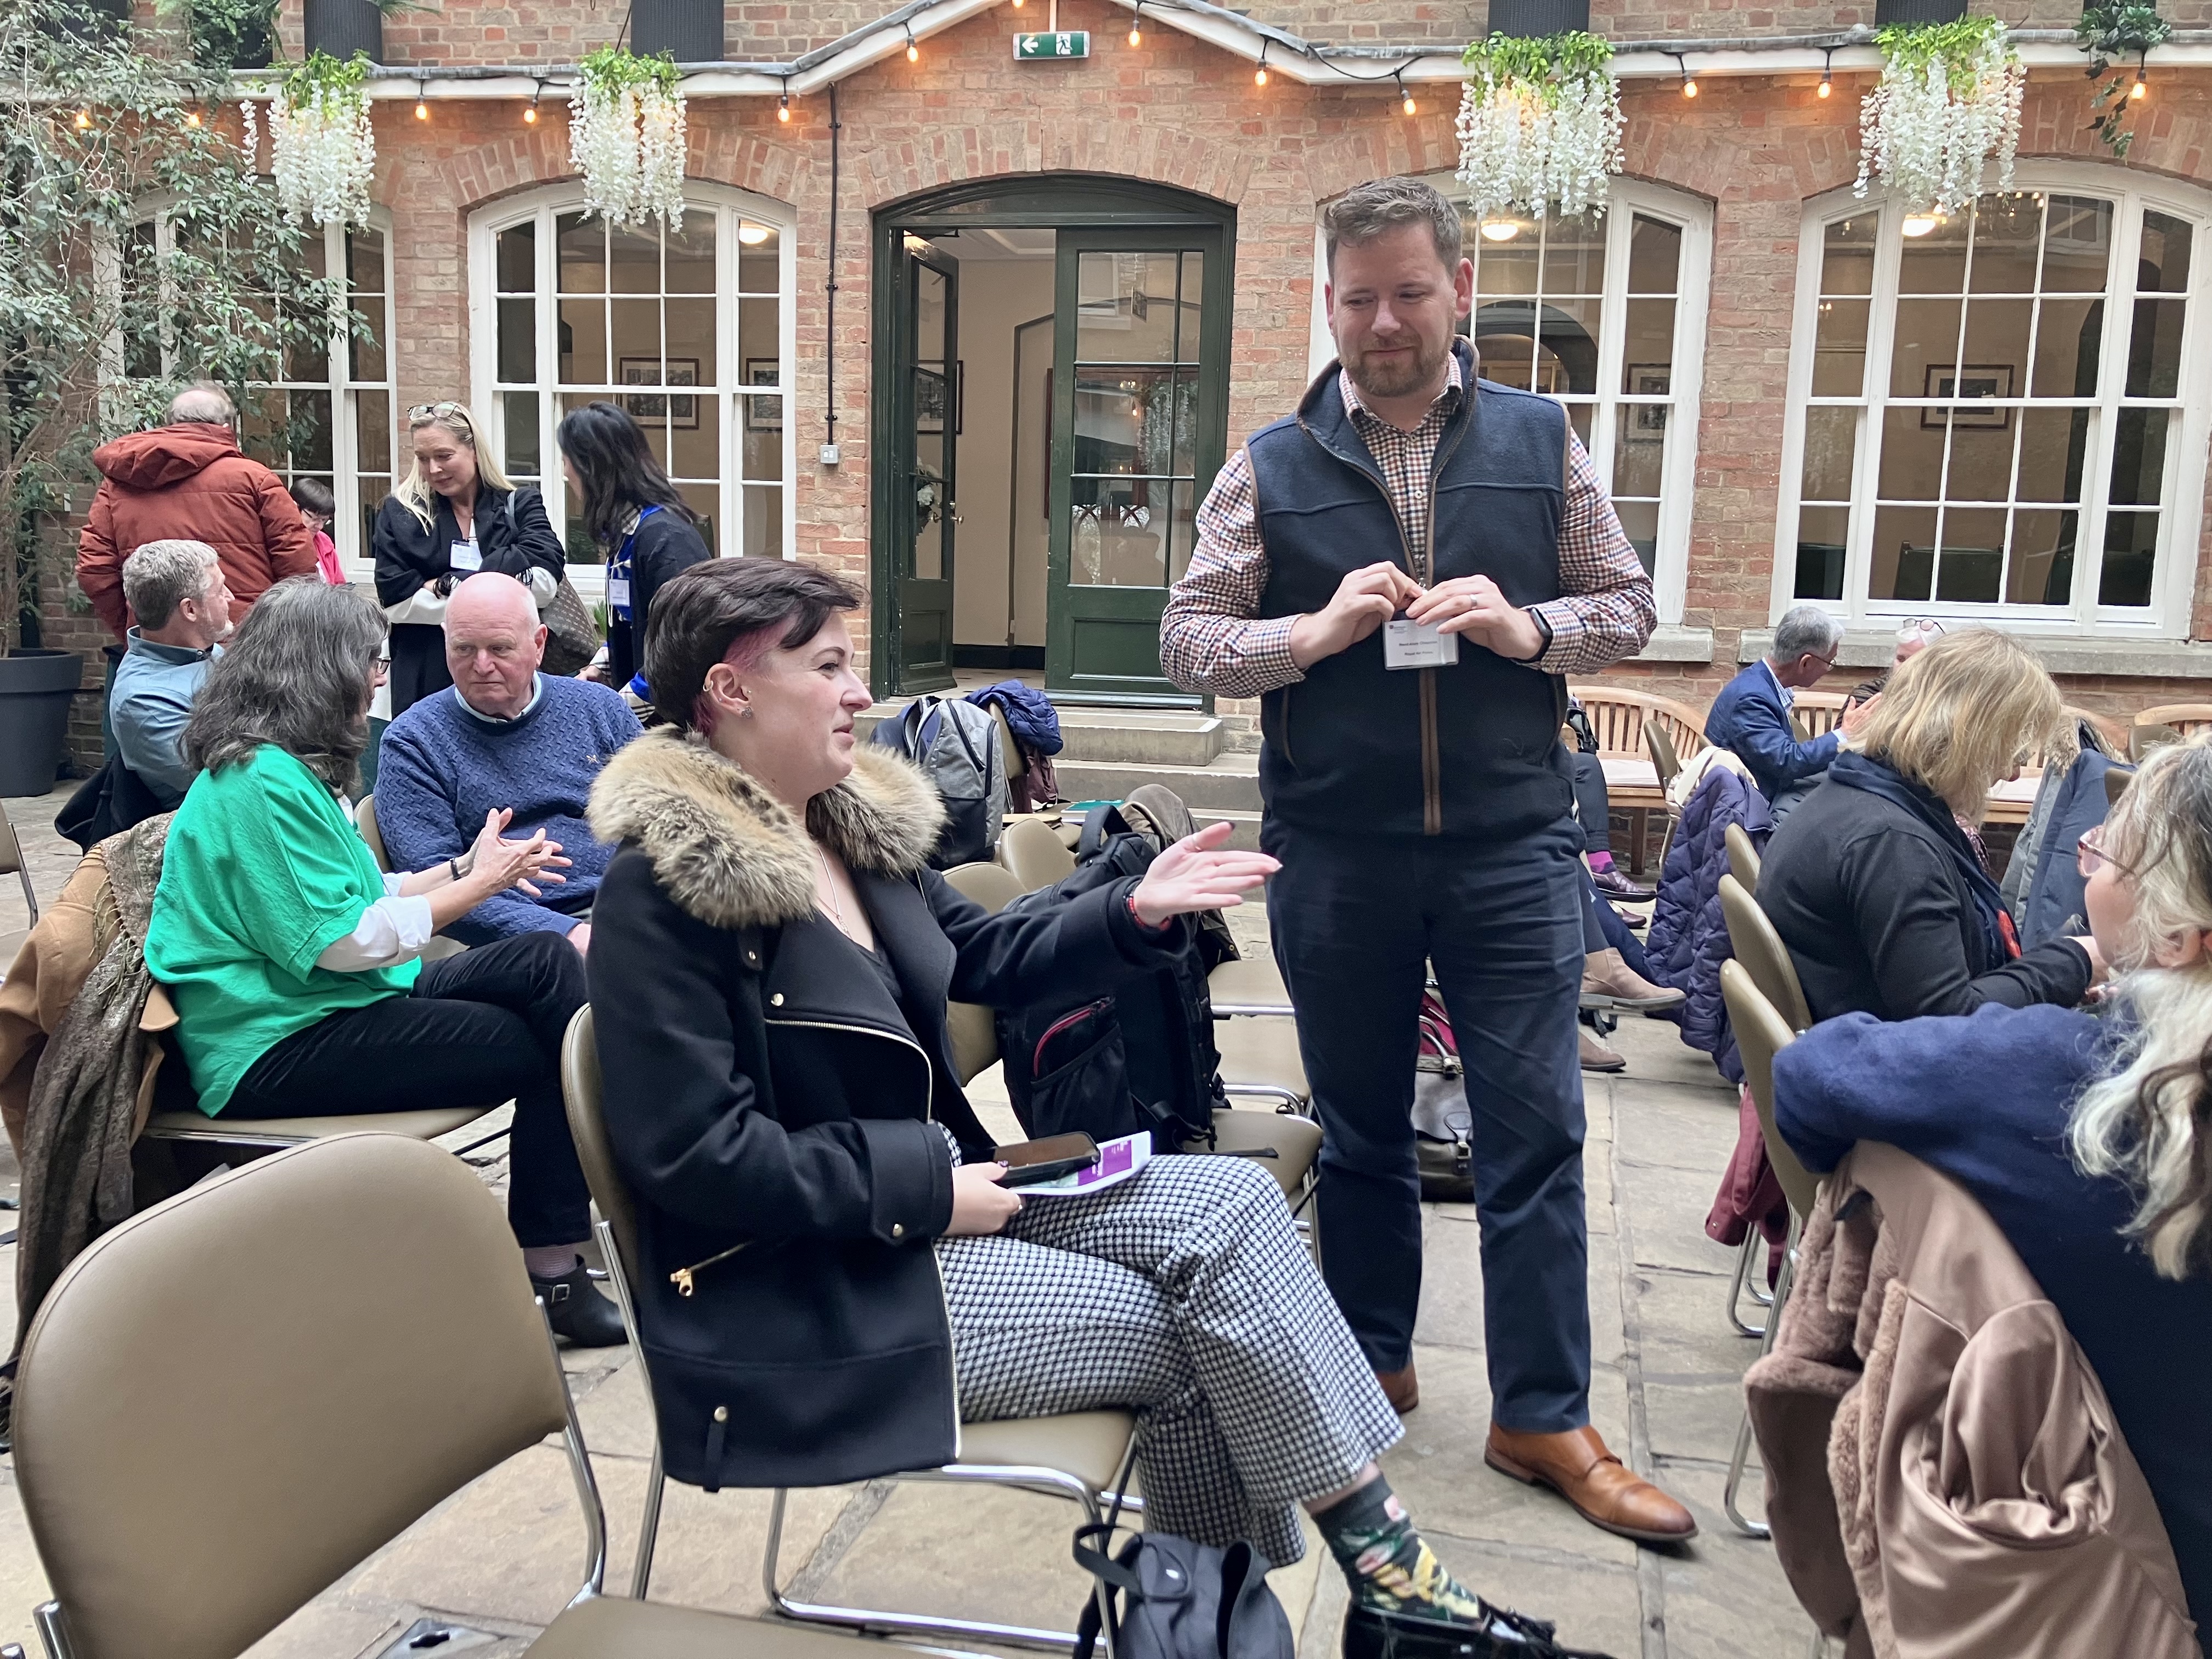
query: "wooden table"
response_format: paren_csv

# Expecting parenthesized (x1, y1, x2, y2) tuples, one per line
(1983, 773, 2041, 828)
(1600, 758, 1668, 873)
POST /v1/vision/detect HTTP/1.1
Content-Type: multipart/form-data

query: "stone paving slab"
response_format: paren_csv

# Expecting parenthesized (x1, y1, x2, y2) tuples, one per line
(0, 802, 1820, 1657)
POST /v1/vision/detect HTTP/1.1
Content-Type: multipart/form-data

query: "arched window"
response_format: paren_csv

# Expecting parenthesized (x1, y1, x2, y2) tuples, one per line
(469, 183, 795, 582)
(1311, 178, 1713, 627)
(1778, 167, 2211, 635)
(117, 207, 397, 569)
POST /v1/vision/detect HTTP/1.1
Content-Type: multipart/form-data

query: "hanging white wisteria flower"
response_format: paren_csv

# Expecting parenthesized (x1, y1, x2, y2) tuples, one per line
(1856, 15, 2024, 216)
(267, 52, 376, 227)
(569, 47, 686, 230)
(1455, 31, 1623, 222)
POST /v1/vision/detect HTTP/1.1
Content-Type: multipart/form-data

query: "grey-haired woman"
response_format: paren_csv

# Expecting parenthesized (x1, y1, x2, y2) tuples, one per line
(143, 578, 623, 1345)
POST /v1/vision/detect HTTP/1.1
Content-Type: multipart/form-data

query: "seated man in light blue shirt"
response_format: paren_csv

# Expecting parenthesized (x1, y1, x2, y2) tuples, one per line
(112, 538, 234, 806)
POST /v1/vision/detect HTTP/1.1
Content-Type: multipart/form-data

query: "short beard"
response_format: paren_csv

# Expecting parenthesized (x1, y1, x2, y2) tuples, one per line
(1347, 335, 1448, 403)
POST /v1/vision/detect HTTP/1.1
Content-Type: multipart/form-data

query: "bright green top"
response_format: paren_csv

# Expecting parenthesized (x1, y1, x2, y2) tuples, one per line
(145, 744, 419, 1115)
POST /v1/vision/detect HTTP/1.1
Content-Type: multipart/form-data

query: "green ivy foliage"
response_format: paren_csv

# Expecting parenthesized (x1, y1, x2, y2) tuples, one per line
(1459, 29, 1614, 92)
(2076, 4, 2171, 156)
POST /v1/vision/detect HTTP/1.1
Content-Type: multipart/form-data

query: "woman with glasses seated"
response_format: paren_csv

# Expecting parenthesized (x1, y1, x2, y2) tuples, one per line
(1757, 628, 2103, 1024)
(144, 578, 625, 1346)
(1773, 737, 2212, 1627)
(373, 401, 567, 715)
(584, 558, 1603, 1659)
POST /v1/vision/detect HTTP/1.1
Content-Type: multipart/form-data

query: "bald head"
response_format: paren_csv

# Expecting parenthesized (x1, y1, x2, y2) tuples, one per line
(168, 381, 235, 425)
(444, 573, 547, 718)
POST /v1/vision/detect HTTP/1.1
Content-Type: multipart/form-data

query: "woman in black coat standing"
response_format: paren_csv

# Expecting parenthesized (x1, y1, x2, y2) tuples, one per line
(584, 558, 1594, 1658)
(1759, 627, 2105, 1023)
(557, 399, 713, 696)
(373, 401, 566, 715)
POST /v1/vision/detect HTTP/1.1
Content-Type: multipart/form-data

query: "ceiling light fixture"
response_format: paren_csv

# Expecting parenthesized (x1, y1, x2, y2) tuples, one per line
(1900, 212, 1942, 238)
(738, 220, 771, 245)
(905, 24, 918, 62)
(1480, 219, 1521, 242)
(1396, 70, 1415, 116)
(1254, 41, 1269, 87)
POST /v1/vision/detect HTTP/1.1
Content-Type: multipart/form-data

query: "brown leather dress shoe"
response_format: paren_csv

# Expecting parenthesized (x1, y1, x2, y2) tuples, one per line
(1375, 1362, 1419, 1414)
(1484, 1424, 1696, 1544)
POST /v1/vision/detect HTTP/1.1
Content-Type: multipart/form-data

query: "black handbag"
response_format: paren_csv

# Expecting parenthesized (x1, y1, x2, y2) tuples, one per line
(1073, 1522, 1291, 1659)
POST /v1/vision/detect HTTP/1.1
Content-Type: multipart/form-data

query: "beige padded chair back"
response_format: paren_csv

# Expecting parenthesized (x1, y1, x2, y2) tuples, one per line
(944, 860, 1026, 916)
(12, 1134, 569, 1659)
(1718, 873, 1811, 1034)
(356, 793, 393, 873)
(0, 795, 25, 880)
(991, 705, 1024, 780)
(1724, 822, 1760, 891)
(561, 1005, 644, 1278)
(1001, 815, 1075, 891)
(939, 865, 1022, 1085)
(1644, 720, 1681, 792)
(1720, 961, 1822, 1220)
(0, 794, 35, 934)
(2130, 723, 2181, 764)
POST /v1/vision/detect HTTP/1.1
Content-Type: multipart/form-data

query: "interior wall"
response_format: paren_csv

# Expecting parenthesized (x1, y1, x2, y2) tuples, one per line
(949, 255, 1056, 649)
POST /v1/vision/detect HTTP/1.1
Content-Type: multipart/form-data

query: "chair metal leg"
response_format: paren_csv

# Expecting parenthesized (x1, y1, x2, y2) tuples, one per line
(633, 1446, 667, 1600)
(1725, 1230, 1770, 1338)
(32, 1601, 70, 1659)
(589, 1215, 665, 1601)
(765, 1442, 1138, 1654)
(1724, 1212, 1803, 1539)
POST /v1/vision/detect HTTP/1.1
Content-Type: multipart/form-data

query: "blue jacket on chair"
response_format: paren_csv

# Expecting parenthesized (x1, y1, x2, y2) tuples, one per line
(1705, 661, 1839, 804)
(1646, 766, 1773, 1085)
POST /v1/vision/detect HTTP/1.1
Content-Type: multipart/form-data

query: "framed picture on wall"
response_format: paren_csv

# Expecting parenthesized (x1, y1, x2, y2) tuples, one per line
(619, 357, 699, 429)
(915, 360, 964, 436)
(1626, 366, 1670, 441)
(743, 359, 781, 432)
(1922, 364, 2013, 429)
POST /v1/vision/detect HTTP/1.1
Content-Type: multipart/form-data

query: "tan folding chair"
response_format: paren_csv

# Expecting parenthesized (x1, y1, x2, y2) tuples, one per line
(560, 1008, 1135, 1645)
(354, 793, 391, 873)
(1207, 953, 1292, 1018)
(998, 815, 1076, 891)
(1213, 1019, 1310, 1113)
(1723, 822, 1762, 892)
(1716, 961, 1821, 1542)
(0, 797, 40, 970)
(943, 859, 1026, 917)
(3, 1131, 897, 1659)
(1717, 873, 1810, 1034)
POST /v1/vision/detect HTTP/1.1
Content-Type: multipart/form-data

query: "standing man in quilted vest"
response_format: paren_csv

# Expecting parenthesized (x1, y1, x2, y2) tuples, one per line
(1161, 177, 1691, 1545)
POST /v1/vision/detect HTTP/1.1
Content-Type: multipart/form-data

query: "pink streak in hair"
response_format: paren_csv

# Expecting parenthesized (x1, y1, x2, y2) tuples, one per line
(691, 616, 791, 734)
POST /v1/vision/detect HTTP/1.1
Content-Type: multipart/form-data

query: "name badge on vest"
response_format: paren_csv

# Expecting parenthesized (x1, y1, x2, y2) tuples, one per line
(606, 577, 633, 611)
(449, 540, 483, 572)
(1384, 617, 1459, 670)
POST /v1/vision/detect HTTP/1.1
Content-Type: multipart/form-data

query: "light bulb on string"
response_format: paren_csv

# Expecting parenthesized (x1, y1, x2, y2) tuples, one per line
(1818, 49, 1832, 99)
(1254, 43, 1268, 86)
(905, 25, 919, 62)
(185, 107, 202, 126)
(2132, 73, 2147, 100)
(1128, 2, 1142, 46)
(1818, 72, 1831, 98)
(523, 88, 540, 124)
(74, 108, 92, 129)
(1396, 71, 1414, 116)
(415, 81, 430, 120)
(779, 91, 792, 121)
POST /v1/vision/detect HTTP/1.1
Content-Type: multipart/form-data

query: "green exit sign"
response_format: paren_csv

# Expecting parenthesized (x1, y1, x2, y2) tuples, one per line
(1014, 30, 1089, 59)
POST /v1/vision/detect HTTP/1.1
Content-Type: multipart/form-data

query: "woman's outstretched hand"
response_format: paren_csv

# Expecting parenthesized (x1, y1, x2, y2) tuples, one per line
(467, 806, 573, 899)
(1130, 821, 1280, 928)
(945, 1161, 1023, 1236)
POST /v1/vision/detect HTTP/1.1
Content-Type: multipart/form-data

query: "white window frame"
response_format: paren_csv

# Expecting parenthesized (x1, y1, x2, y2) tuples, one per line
(466, 181, 799, 597)
(111, 203, 396, 574)
(1310, 178, 1713, 626)
(1773, 164, 2212, 638)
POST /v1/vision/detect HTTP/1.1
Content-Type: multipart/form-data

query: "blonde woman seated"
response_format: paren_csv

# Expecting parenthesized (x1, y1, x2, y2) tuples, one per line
(585, 559, 1605, 1659)
(1775, 738, 2212, 1627)
(1757, 628, 2104, 1023)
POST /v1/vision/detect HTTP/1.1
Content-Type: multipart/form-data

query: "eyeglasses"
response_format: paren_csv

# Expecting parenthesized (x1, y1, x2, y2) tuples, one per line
(370, 655, 391, 682)
(2078, 822, 2137, 880)
(407, 402, 471, 427)
(1900, 618, 1948, 637)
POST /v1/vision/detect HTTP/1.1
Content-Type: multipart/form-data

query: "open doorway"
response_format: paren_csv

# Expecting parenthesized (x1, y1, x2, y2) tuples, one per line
(871, 178, 1233, 704)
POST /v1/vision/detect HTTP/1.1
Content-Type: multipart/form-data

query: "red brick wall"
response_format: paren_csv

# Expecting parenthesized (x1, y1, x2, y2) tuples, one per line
(51, 0, 2212, 770)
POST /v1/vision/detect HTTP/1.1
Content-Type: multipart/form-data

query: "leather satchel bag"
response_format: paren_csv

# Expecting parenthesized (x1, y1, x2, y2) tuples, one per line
(538, 574, 600, 677)
(1073, 1523, 1291, 1659)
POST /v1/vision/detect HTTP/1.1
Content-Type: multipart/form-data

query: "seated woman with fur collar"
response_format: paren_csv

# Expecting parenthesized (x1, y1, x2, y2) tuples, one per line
(583, 558, 1602, 1659)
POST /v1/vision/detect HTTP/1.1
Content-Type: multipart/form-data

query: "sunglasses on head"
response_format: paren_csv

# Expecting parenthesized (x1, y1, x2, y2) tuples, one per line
(407, 402, 471, 427)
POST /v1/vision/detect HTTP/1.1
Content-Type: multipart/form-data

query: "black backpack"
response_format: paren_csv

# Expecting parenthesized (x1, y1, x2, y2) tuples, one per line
(1073, 1525, 1291, 1659)
(996, 828, 1229, 1154)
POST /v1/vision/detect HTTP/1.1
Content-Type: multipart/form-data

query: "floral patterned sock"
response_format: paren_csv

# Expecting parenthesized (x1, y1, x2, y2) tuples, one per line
(1312, 1476, 1488, 1624)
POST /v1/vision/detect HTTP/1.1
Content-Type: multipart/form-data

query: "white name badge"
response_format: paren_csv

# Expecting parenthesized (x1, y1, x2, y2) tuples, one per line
(606, 578, 633, 610)
(449, 540, 483, 572)
(1384, 617, 1460, 670)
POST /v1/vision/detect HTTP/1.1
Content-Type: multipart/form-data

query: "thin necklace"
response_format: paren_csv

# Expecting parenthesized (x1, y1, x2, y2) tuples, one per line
(813, 841, 845, 926)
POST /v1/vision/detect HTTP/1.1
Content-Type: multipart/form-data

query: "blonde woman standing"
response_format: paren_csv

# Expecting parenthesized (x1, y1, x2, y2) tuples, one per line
(1775, 737, 2212, 1627)
(1757, 628, 2102, 1023)
(373, 402, 566, 714)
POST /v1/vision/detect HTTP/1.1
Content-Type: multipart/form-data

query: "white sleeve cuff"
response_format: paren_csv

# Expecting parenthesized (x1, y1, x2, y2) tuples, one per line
(526, 567, 558, 605)
(315, 895, 437, 972)
(381, 872, 406, 899)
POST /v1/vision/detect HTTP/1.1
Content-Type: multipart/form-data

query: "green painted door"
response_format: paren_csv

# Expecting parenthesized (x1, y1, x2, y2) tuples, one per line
(1046, 228, 1227, 702)
(893, 247, 960, 692)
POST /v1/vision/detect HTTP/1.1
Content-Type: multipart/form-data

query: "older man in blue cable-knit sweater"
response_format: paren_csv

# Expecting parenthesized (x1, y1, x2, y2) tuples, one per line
(375, 572, 642, 950)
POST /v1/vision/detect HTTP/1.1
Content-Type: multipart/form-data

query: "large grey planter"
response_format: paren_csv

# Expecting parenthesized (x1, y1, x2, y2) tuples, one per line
(1483, 0, 1592, 35)
(631, 0, 722, 63)
(305, 0, 383, 62)
(1874, 0, 1969, 22)
(0, 648, 84, 799)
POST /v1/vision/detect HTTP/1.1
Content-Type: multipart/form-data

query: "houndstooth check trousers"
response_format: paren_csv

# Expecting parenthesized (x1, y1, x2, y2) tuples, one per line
(938, 1150, 1403, 1567)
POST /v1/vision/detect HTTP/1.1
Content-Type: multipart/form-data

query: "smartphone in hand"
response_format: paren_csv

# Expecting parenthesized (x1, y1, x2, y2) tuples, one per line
(993, 1132, 1101, 1188)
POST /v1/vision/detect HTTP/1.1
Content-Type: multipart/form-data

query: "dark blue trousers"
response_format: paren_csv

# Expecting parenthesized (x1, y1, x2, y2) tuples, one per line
(1264, 817, 1591, 1434)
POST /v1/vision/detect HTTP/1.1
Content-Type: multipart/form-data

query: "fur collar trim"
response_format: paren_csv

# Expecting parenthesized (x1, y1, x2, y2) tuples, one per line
(588, 730, 947, 930)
